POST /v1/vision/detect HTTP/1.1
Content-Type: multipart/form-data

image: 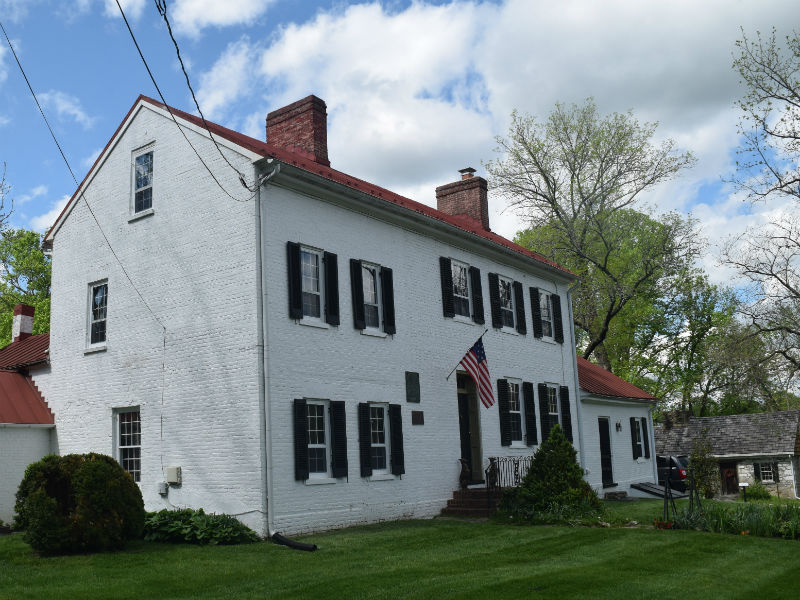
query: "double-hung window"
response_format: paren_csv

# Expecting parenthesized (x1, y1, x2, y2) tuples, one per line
(531, 287, 564, 342)
(301, 249, 323, 319)
(507, 381, 523, 443)
(439, 257, 484, 324)
(116, 408, 141, 482)
(369, 404, 389, 473)
(754, 462, 778, 483)
(499, 277, 515, 329)
(133, 149, 153, 214)
(540, 293, 553, 338)
(89, 281, 108, 345)
(293, 399, 347, 481)
(307, 400, 331, 477)
(498, 379, 538, 447)
(629, 417, 651, 460)
(350, 259, 395, 334)
(538, 383, 573, 443)
(286, 242, 340, 326)
(359, 403, 404, 477)
(489, 273, 526, 334)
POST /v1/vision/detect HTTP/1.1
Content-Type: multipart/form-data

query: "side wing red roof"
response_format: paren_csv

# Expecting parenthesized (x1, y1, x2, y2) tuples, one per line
(577, 356, 656, 400)
(0, 372, 53, 424)
(45, 95, 573, 278)
(0, 333, 50, 371)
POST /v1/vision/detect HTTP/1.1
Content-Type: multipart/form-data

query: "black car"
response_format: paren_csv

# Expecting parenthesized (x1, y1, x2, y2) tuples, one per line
(656, 455, 689, 492)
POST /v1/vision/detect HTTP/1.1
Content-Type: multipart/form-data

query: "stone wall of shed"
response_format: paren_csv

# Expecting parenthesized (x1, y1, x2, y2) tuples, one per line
(737, 460, 796, 498)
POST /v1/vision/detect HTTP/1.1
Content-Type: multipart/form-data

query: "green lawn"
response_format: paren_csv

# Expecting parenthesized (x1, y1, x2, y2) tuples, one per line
(2, 501, 799, 599)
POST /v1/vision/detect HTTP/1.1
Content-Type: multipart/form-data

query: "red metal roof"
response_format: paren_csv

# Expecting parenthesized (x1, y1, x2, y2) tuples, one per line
(577, 356, 656, 400)
(45, 95, 573, 278)
(0, 333, 50, 371)
(0, 372, 53, 425)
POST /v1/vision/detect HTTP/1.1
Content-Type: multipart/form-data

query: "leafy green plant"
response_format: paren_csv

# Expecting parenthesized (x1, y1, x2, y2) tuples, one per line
(143, 508, 260, 545)
(671, 501, 800, 540)
(14, 453, 144, 555)
(743, 481, 772, 501)
(689, 428, 718, 498)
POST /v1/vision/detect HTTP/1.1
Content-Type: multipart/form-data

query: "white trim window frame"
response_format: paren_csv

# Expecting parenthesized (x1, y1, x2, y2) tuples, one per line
(758, 462, 775, 483)
(300, 247, 324, 321)
(508, 379, 524, 445)
(633, 419, 644, 457)
(362, 263, 382, 330)
(115, 408, 141, 483)
(307, 400, 332, 478)
(369, 403, 390, 475)
(498, 275, 515, 330)
(540, 292, 554, 339)
(88, 280, 108, 346)
(132, 146, 154, 214)
(451, 260, 471, 318)
(547, 384, 560, 425)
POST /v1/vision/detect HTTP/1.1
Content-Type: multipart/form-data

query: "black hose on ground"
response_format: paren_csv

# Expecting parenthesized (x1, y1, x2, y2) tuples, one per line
(271, 532, 318, 552)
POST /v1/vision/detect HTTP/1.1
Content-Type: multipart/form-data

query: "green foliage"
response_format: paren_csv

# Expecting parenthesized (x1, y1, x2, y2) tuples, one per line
(0, 228, 51, 344)
(672, 501, 800, 540)
(501, 425, 600, 522)
(688, 429, 718, 499)
(13, 453, 144, 555)
(744, 481, 772, 501)
(143, 509, 260, 545)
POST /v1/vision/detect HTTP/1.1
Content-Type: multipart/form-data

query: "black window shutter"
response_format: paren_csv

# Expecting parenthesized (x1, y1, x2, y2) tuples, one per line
(287, 242, 303, 319)
(773, 462, 780, 483)
(640, 417, 650, 459)
(330, 401, 348, 478)
(469, 266, 484, 324)
(405, 371, 420, 403)
(530, 287, 543, 338)
(753, 463, 761, 481)
(389, 404, 405, 476)
(358, 403, 372, 477)
(488, 273, 502, 329)
(381, 267, 396, 334)
(630, 417, 641, 459)
(559, 386, 573, 443)
(513, 281, 526, 334)
(293, 399, 309, 481)
(523, 381, 538, 446)
(324, 251, 340, 326)
(551, 294, 564, 343)
(538, 383, 552, 443)
(498, 379, 511, 446)
(439, 257, 455, 318)
(350, 259, 365, 330)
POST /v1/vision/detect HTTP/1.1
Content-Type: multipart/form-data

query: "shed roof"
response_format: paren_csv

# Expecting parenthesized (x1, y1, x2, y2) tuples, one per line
(577, 356, 656, 400)
(654, 411, 800, 457)
(0, 371, 53, 425)
(44, 96, 573, 278)
(0, 333, 49, 371)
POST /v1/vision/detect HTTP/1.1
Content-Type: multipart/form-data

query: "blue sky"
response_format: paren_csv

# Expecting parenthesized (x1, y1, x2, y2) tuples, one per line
(0, 0, 797, 282)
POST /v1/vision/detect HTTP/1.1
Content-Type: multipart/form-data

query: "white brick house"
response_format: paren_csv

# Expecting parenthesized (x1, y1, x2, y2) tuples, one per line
(29, 94, 646, 535)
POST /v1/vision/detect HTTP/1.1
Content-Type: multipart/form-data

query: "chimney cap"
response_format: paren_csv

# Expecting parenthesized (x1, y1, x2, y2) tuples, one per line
(459, 167, 476, 179)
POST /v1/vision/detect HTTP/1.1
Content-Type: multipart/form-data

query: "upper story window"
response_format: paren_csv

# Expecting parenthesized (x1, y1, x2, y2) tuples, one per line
(350, 259, 395, 334)
(540, 293, 553, 338)
(133, 149, 153, 213)
(89, 281, 108, 345)
(531, 287, 564, 343)
(489, 273, 526, 334)
(116, 408, 141, 482)
(499, 277, 515, 329)
(439, 257, 484, 325)
(286, 242, 340, 327)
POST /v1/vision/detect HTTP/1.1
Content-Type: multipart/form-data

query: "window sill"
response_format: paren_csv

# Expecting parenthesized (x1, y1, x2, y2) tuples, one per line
(369, 473, 395, 481)
(305, 477, 337, 485)
(452, 314, 476, 326)
(500, 327, 519, 336)
(509, 442, 528, 450)
(84, 344, 108, 355)
(360, 328, 387, 338)
(538, 336, 557, 344)
(298, 319, 329, 330)
(128, 208, 155, 223)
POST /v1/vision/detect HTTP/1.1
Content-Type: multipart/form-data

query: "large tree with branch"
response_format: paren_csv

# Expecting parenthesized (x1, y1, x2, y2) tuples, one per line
(488, 99, 697, 368)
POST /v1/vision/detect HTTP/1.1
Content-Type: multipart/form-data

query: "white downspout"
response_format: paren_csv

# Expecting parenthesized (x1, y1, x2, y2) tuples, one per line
(649, 404, 658, 484)
(566, 284, 585, 470)
(256, 163, 280, 536)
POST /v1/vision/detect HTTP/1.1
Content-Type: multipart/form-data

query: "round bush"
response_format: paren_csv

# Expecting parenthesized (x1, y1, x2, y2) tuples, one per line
(14, 453, 144, 555)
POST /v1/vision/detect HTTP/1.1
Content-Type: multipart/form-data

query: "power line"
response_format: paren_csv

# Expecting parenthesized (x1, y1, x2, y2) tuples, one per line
(114, 0, 254, 203)
(154, 0, 256, 193)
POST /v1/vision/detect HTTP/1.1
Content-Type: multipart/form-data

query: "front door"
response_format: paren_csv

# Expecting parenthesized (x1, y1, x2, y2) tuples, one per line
(457, 373, 483, 484)
(720, 461, 739, 495)
(598, 417, 614, 487)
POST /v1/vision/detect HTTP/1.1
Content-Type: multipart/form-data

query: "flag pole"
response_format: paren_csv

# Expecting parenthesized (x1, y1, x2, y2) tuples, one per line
(445, 328, 489, 381)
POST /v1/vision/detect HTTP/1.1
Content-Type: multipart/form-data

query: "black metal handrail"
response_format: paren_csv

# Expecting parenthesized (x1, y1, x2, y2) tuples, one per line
(484, 455, 532, 513)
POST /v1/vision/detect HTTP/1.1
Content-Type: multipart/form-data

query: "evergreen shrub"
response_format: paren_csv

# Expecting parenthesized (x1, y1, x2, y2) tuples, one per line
(14, 453, 144, 555)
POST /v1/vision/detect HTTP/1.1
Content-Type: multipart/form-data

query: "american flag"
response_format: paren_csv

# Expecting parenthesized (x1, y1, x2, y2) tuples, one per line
(459, 337, 494, 408)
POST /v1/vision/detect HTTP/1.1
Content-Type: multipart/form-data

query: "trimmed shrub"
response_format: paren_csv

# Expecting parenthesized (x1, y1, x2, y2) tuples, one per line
(501, 424, 600, 522)
(143, 509, 260, 545)
(14, 453, 144, 555)
(743, 481, 772, 501)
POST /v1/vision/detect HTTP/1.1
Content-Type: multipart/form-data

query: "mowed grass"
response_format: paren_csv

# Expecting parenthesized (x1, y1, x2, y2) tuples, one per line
(2, 501, 799, 599)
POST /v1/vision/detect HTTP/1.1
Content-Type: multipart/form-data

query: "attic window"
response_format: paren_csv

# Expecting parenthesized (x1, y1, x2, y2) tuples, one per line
(133, 149, 153, 213)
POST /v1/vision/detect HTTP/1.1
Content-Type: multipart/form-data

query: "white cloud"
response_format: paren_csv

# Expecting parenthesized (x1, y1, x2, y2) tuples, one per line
(196, 38, 256, 120)
(0, 0, 38, 22)
(38, 90, 96, 129)
(103, 0, 145, 19)
(0, 115, 9, 127)
(17, 185, 48, 206)
(0, 44, 7, 84)
(30, 194, 69, 233)
(172, 0, 273, 37)
(82, 148, 102, 169)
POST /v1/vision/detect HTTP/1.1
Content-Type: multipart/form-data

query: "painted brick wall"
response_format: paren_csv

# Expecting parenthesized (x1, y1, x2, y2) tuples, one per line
(580, 398, 656, 494)
(0, 426, 53, 523)
(32, 104, 267, 534)
(261, 182, 579, 534)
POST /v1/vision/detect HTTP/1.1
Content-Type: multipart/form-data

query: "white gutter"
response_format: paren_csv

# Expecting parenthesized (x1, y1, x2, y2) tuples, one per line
(256, 163, 280, 536)
(566, 284, 585, 469)
(649, 405, 658, 483)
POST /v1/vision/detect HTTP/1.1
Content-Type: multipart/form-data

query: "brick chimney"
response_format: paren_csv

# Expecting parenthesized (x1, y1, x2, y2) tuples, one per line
(12, 304, 35, 343)
(435, 167, 490, 231)
(266, 95, 330, 167)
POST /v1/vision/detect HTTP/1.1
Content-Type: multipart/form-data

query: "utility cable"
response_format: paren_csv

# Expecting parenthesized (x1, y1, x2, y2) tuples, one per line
(115, 0, 254, 203)
(154, 0, 257, 193)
